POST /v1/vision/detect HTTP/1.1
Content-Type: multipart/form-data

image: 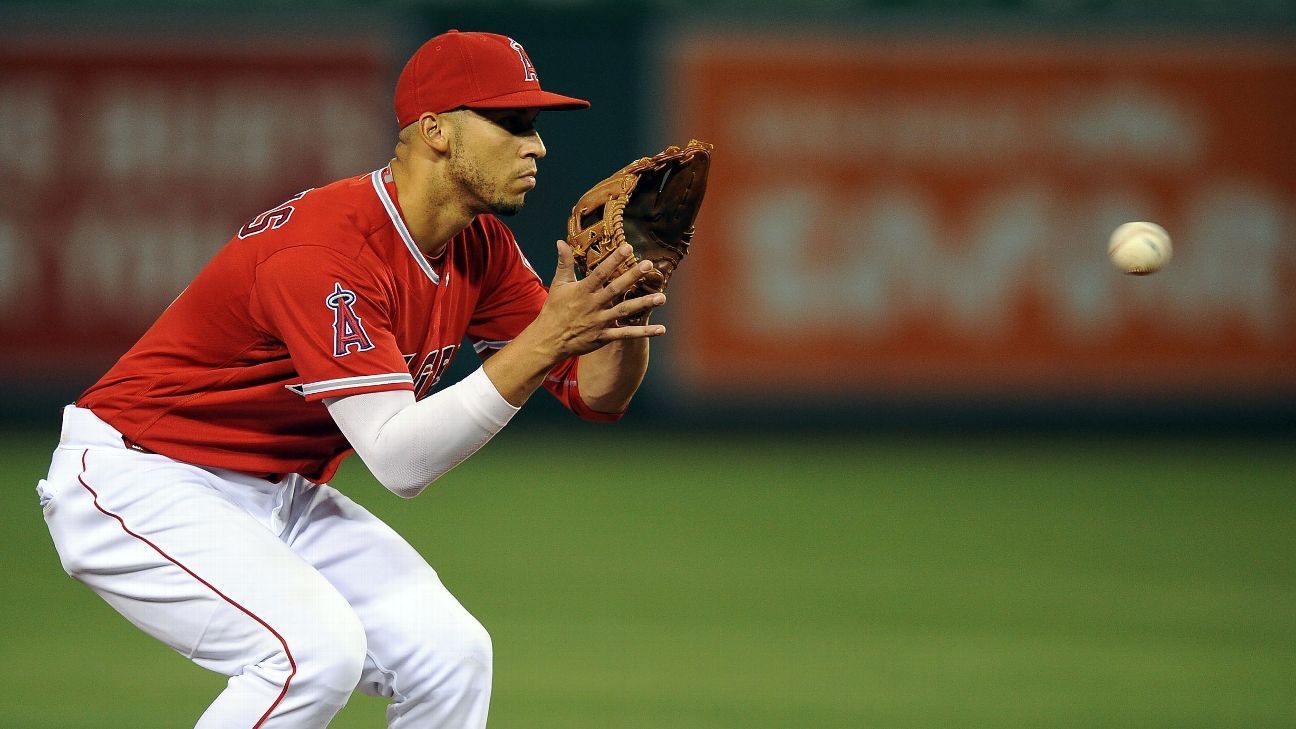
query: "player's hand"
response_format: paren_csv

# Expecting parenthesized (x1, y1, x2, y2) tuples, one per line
(538, 240, 667, 358)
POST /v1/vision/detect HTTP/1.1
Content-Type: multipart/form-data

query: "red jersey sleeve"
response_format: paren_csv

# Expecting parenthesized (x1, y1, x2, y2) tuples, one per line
(250, 245, 414, 401)
(467, 219, 622, 422)
(543, 356, 623, 423)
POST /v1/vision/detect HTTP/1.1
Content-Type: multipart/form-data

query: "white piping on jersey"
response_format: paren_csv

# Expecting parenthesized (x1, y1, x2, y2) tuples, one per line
(472, 338, 513, 354)
(287, 372, 414, 397)
(511, 239, 542, 283)
(371, 168, 441, 286)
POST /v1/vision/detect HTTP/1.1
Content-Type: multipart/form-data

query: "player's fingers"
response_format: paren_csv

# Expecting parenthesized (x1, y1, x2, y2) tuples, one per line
(552, 240, 577, 285)
(606, 291, 666, 321)
(597, 322, 667, 343)
(583, 243, 637, 289)
(596, 258, 656, 305)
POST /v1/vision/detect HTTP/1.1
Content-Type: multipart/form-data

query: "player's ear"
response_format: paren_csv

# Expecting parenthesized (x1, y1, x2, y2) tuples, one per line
(418, 112, 451, 154)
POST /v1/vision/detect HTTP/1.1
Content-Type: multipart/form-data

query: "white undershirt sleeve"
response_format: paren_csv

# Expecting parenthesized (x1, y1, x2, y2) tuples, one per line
(324, 366, 520, 499)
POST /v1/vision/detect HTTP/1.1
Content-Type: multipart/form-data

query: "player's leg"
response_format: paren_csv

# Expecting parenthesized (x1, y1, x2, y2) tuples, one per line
(39, 407, 367, 728)
(281, 480, 492, 729)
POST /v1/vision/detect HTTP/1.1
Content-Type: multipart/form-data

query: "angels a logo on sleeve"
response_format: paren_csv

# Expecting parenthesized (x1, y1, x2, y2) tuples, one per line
(326, 283, 375, 356)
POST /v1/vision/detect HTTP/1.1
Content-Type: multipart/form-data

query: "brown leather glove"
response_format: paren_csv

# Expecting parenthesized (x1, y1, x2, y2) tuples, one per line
(566, 139, 713, 324)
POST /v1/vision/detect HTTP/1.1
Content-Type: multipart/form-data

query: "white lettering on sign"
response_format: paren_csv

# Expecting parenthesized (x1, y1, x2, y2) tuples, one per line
(739, 181, 1292, 342)
(62, 204, 229, 325)
(0, 217, 34, 308)
(0, 80, 57, 178)
(90, 77, 382, 182)
(0, 57, 388, 340)
(734, 83, 1204, 169)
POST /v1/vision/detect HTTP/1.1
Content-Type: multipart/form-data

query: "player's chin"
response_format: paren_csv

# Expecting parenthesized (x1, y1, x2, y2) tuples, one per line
(489, 196, 526, 217)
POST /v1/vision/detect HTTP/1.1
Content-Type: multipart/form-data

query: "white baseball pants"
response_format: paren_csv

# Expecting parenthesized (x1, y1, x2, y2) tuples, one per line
(38, 406, 492, 728)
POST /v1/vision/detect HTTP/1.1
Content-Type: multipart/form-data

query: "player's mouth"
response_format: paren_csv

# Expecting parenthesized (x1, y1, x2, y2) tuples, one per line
(517, 171, 538, 190)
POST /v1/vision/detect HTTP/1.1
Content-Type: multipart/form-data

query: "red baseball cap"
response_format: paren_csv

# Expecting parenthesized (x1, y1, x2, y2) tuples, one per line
(394, 30, 590, 127)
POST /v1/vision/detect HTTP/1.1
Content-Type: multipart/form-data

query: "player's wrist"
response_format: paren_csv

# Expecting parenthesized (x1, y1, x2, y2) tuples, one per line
(482, 328, 564, 407)
(510, 323, 566, 365)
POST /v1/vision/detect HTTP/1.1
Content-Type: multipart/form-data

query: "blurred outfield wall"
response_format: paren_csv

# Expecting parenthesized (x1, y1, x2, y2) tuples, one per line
(1, 0, 1293, 431)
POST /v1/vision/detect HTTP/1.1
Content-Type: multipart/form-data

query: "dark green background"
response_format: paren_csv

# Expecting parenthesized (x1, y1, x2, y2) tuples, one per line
(6, 427, 1295, 727)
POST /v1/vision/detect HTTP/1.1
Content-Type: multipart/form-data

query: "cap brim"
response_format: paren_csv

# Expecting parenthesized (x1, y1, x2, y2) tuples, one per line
(464, 88, 590, 111)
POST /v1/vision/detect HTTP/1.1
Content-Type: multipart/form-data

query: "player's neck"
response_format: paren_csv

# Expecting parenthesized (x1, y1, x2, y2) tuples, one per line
(389, 157, 473, 258)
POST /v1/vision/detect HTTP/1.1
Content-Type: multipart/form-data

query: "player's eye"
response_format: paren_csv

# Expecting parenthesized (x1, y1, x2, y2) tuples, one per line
(476, 110, 538, 136)
(499, 115, 537, 135)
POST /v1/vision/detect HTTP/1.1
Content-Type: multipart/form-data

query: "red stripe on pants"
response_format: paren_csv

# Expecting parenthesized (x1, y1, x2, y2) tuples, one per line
(77, 449, 297, 728)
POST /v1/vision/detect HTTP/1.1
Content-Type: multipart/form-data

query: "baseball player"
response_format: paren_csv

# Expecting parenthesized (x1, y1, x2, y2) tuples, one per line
(36, 30, 665, 728)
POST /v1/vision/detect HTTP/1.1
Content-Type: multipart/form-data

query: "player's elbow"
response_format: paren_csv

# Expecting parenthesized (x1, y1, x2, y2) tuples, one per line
(570, 400, 627, 424)
(373, 468, 437, 500)
(388, 479, 430, 500)
(359, 441, 475, 499)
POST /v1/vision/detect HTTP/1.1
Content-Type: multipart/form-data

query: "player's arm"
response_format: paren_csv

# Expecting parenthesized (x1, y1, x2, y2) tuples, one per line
(324, 243, 661, 498)
(325, 371, 516, 498)
(568, 335, 650, 414)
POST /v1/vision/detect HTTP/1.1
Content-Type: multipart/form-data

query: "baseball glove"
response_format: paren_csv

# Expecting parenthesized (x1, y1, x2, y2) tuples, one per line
(566, 139, 713, 324)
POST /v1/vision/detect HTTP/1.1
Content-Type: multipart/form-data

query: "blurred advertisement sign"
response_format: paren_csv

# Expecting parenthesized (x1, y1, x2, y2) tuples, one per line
(667, 34, 1296, 400)
(0, 39, 388, 378)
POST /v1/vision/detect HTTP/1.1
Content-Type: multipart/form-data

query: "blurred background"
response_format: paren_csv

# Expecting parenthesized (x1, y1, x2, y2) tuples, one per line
(2, 0, 1294, 727)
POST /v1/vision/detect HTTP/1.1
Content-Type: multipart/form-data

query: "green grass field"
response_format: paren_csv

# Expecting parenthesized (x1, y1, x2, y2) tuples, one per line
(3, 426, 1294, 728)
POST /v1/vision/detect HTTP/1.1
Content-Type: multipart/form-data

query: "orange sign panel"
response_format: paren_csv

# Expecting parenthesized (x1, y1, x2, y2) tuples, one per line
(667, 35, 1296, 398)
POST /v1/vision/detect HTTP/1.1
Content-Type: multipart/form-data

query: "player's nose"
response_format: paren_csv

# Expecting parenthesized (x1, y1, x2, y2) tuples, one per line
(522, 131, 546, 160)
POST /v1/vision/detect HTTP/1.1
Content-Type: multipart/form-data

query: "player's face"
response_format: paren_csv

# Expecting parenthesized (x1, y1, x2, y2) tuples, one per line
(448, 107, 546, 217)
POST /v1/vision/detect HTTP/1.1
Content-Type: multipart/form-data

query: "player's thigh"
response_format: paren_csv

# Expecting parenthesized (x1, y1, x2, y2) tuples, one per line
(41, 446, 362, 677)
(285, 483, 490, 696)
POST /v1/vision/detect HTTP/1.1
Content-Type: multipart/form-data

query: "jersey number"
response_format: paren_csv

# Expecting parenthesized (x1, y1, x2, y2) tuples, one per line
(238, 190, 309, 239)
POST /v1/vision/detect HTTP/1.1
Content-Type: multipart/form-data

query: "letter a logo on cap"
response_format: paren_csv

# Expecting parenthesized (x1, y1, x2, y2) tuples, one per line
(509, 38, 538, 82)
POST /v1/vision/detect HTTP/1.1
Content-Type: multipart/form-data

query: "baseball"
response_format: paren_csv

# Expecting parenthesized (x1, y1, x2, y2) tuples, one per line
(1108, 221, 1172, 275)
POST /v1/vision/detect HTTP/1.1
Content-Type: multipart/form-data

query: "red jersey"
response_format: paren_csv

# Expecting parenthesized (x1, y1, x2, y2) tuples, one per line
(79, 166, 616, 482)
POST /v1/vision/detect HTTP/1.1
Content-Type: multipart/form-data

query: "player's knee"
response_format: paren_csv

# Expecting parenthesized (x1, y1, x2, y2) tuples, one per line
(404, 615, 493, 700)
(449, 616, 493, 675)
(284, 607, 368, 697)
